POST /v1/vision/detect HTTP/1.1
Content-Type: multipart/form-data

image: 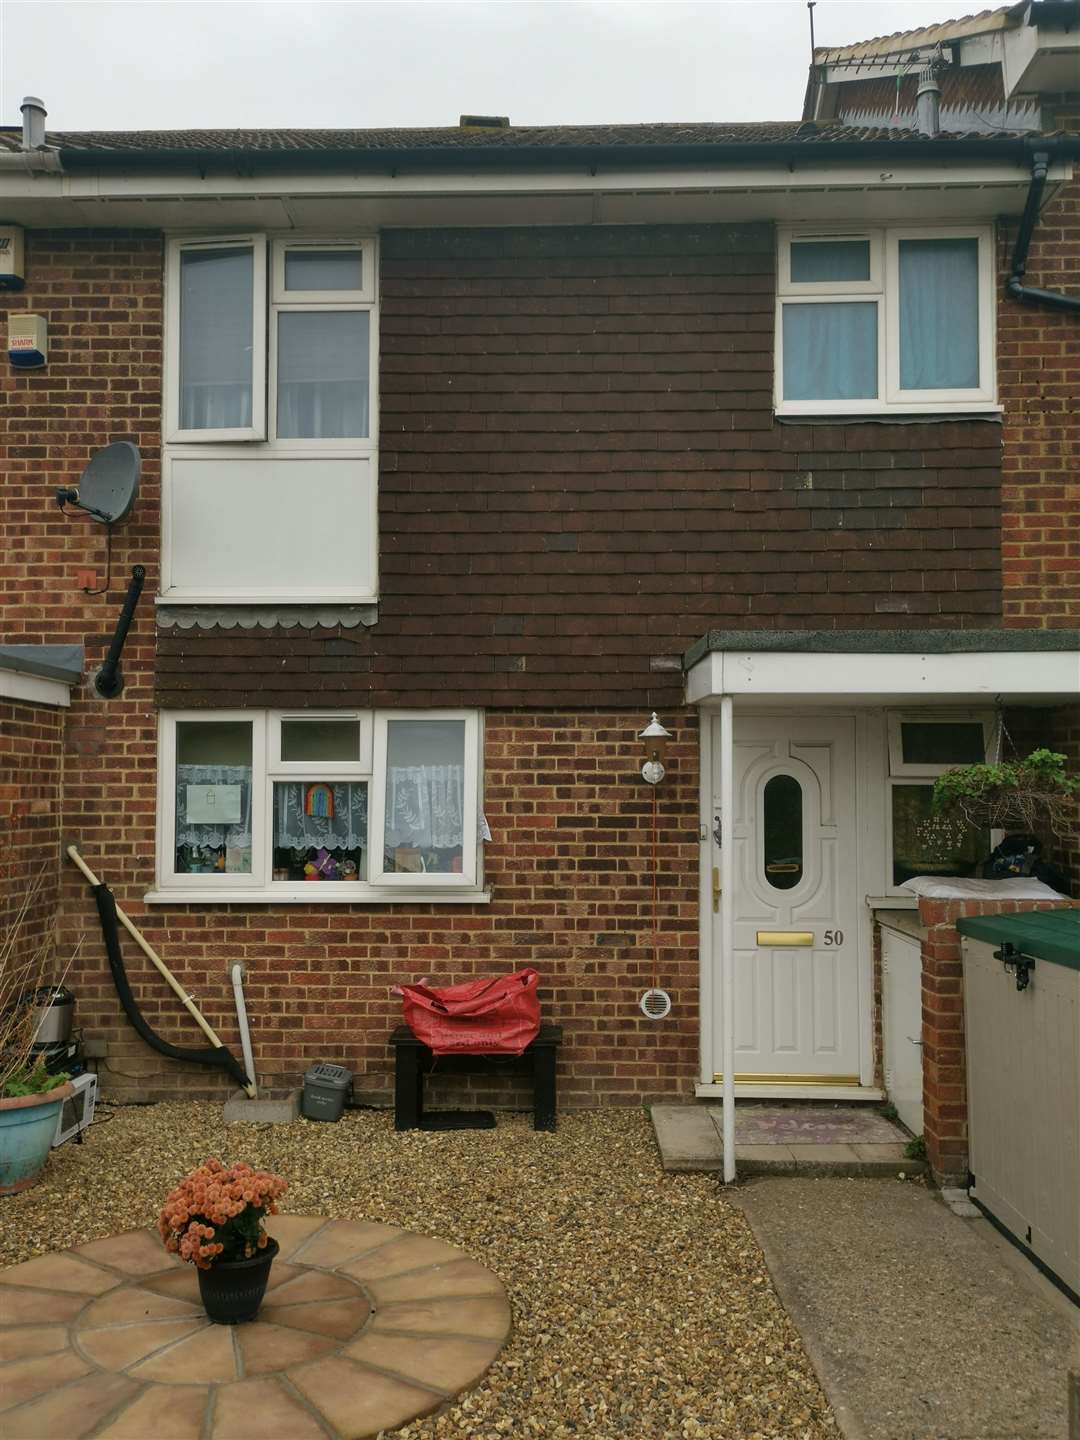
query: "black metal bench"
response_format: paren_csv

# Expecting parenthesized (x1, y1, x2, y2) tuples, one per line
(390, 1023, 562, 1132)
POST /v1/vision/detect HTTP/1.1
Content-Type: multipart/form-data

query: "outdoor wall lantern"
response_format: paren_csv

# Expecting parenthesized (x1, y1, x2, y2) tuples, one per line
(639, 712, 673, 785)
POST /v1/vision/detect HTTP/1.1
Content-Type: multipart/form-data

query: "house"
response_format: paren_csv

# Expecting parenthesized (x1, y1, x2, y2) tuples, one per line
(1, 1, 1077, 1186)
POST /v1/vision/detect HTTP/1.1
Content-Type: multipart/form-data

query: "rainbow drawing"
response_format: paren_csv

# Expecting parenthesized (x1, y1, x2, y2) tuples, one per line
(304, 783, 335, 819)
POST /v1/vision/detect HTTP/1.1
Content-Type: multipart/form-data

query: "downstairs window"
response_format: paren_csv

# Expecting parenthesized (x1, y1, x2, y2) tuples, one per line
(156, 710, 484, 899)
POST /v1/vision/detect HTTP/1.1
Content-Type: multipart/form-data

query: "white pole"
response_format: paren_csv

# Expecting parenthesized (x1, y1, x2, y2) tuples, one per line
(231, 963, 258, 1098)
(720, 694, 736, 1184)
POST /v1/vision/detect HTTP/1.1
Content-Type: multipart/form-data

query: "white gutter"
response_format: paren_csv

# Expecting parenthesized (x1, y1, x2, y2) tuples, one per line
(719, 694, 736, 1185)
(0, 150, 63, 173)
(231, 963, 258, 1098)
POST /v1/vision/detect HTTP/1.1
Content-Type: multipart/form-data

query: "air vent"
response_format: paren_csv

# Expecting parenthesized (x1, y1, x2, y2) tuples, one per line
(459, 114, 509, 129)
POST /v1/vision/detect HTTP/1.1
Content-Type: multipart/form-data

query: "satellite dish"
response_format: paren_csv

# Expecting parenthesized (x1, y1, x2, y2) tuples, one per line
(62, 441, 141, 525)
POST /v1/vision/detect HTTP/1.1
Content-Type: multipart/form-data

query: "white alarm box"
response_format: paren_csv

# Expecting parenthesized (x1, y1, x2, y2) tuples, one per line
(52, 1072, 97, 1147)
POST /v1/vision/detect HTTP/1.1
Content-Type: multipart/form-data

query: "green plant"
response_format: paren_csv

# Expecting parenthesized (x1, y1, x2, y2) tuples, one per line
(904, 1135, 927, 1162)
(3, 1060, 68, 1097)
(878, 1101, 899, 1125)
(933, 749, 1080, 837)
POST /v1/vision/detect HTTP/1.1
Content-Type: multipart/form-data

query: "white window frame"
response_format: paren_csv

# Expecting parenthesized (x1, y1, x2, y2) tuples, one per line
(887, 709, 993, 778)
(156, 710, 267, 892)
(165, 235, 268, 444)
(271, 241, 374, 305)
(369, 710, 481, 888)
(775, 224, 997, 417)
(885, 708, 993, 895)
(153, 709, 485, 903)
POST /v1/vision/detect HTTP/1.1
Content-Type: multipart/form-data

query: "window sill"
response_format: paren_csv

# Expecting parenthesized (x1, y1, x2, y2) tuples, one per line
(143, 886, 492, 906)
(775, 404, 1003, 422)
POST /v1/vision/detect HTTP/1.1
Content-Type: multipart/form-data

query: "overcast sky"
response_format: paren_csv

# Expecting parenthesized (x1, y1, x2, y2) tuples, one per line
(1, 1, 978, 132)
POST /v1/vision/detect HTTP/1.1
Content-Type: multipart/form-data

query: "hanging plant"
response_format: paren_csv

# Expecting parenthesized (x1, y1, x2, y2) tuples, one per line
(932, 748, 1080, 837)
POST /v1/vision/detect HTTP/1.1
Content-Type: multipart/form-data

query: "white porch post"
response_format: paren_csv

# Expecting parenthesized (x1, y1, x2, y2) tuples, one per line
(719, 694, 736, 1184)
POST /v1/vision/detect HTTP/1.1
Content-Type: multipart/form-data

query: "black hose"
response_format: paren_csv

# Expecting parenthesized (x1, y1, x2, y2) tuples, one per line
(92, 883, 251, 1090)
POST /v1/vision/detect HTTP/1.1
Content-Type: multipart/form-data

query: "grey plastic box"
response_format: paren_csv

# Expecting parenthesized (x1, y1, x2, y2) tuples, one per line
(302, 1063, 353, 1122)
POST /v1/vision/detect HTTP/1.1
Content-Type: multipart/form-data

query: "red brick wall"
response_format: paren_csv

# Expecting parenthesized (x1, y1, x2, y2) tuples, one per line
(159, 222, 1004, 711)
(918, 895, 1072, 1184)
(55, 710, 700, 1105)
(0, 698, 65, 977)
(998, 170, 1080, 627)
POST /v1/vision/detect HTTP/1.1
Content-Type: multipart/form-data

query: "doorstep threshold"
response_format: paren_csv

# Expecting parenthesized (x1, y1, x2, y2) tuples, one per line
(695, 1083, 884, 1101)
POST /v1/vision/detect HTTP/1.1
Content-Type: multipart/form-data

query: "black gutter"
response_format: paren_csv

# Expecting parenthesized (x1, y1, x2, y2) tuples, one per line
(1007, 146, 1080, 314)
(37, 133, 1080, 174)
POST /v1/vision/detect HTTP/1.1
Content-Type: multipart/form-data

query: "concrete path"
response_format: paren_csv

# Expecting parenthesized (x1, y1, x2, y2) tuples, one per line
(652, 1103, 925, 1177)
(735, 1176, 1079, 1440)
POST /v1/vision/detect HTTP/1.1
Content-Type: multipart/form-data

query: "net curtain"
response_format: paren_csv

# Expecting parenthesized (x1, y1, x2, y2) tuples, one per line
(385, 764, 465, 850)
(175, 765, 252, 848)
(274, 782, 368, 850)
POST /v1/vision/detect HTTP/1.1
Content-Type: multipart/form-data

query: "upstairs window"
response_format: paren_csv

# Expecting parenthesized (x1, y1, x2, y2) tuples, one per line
(776, 226, 995, 416)
(165, 236, 376, 446)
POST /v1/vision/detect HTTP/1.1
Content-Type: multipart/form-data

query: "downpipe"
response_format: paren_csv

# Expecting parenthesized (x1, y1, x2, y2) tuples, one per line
(230, 963, 258, 1098)
(1007, 147, 1080, 315)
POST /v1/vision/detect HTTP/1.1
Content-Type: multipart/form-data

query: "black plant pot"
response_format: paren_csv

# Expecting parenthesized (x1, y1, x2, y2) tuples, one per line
(197, 1237, 279, 1324)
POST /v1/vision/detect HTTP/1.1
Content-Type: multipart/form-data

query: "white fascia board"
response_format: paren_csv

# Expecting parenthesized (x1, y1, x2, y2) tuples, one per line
(0, 158, 1066, 205)
(687, 650, 1080, 703)
(0, 668, 72, 707)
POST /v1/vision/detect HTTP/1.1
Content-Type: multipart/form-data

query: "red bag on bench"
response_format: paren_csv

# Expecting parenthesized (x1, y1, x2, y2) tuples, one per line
(398, 969, 540, 1056)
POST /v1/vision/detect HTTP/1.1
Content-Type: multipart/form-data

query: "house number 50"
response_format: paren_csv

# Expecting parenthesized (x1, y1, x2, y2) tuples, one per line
(823, 929, 844, 946)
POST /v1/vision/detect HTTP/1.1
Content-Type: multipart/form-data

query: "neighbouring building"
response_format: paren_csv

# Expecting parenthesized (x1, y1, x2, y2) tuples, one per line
(1, 1, 1077, 1183)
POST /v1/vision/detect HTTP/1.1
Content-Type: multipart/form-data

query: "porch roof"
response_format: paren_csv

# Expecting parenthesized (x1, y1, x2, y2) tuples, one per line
(684, 628, 1080, 707)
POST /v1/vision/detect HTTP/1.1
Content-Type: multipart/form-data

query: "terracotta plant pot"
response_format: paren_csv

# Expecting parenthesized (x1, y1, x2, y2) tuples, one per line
(0, 1084, 74, 1195)
(197, 1237, 279, 1324)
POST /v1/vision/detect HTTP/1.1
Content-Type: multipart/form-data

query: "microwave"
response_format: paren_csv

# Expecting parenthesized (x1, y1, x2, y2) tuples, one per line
(52, 1072, 97, 1148)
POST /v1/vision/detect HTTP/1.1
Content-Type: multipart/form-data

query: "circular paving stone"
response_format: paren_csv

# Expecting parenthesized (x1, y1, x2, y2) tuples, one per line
(0, 1216, 511, 1439)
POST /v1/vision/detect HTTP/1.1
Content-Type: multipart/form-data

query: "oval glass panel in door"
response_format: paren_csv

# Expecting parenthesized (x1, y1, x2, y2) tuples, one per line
(763, 773, 803, 890)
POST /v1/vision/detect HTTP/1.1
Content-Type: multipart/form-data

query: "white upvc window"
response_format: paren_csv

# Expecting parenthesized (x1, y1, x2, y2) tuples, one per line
(166, 235, 376, 447)
(165, 237, 268, 443)
(885, 709, 992, 891)
(161, 234, 379, 606)
(775, 225, 996, 416)
(154, 709, 485, 902)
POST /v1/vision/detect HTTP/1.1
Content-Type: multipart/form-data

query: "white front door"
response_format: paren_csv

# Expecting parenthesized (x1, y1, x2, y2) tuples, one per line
(711, 714, 861, 1083)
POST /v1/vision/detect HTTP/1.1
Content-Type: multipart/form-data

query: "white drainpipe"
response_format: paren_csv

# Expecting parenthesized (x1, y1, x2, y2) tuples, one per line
(719, 694, 736, 1183)
(230, 963, 258, 1098)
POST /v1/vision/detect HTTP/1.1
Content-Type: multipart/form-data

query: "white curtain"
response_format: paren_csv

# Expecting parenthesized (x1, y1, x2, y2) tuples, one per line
(385, 764, 464, 850)
(179, 247, 254, 430)
(276, 311, 370, 439)
(175, 764, 252, 848)
(274, 782, 367, 849)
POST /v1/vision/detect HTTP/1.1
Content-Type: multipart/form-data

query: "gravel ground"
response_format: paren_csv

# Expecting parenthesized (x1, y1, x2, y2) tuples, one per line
(0, 1102, 837, 1440)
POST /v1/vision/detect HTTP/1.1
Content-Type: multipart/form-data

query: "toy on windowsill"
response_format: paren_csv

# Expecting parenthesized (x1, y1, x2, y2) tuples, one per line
(340, 859, 358, 881)
(304, 860, 319, 881)
(313, 847, 338, 881)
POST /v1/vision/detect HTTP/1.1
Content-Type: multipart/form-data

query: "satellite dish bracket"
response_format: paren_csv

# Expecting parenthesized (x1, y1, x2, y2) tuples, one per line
(56, 441, 141, 595)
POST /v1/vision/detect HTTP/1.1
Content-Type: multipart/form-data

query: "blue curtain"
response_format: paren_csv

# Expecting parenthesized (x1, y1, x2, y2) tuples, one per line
(899, 238, 979, 391)
(790, 239, 870, 284)
(782, 302, 877, 402)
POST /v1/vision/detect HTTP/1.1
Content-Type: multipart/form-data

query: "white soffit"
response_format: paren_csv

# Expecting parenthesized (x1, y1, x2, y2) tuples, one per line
(0, 159, 1068, 229)
(686, 650, 1080, 707)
